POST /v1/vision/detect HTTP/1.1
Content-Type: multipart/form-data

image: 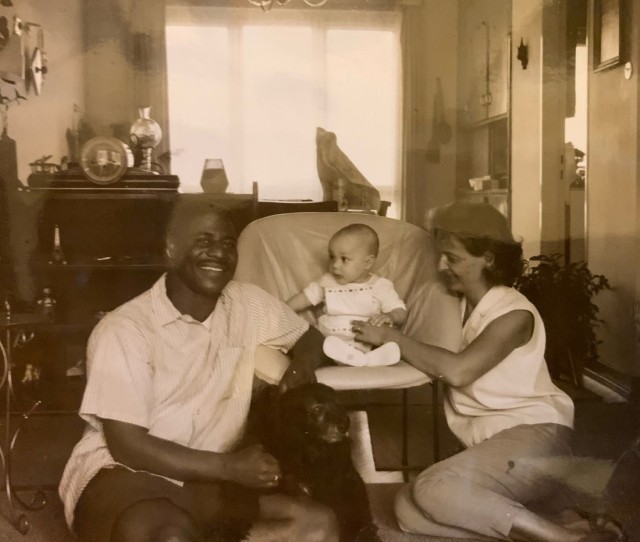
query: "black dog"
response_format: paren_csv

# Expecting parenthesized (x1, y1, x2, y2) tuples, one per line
(247, 382, 381, 542)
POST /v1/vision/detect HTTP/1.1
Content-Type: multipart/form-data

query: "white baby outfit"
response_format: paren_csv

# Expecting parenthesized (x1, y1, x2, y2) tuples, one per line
(303, 273, 406, 366)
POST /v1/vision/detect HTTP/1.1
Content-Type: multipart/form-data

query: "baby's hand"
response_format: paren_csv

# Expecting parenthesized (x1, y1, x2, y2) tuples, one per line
(369, 314, 394, 327)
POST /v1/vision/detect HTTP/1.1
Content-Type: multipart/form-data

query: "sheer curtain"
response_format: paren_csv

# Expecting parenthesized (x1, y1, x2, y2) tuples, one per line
(166, 6, 402, 214)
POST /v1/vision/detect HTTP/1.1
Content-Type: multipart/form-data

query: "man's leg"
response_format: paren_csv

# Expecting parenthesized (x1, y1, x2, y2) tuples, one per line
(75, 468, 337, 542)
(247, 494, 339, 542)
(111, 498, 202, 542)
(74, 468, 203, 542)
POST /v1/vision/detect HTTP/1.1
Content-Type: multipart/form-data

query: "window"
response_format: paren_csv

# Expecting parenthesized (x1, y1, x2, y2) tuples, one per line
(166, 6, 402, 215)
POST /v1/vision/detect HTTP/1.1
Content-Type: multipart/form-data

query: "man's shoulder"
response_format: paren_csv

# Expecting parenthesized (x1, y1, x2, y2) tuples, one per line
(92, 288, 155, 336)
(227, 280, 281, 304)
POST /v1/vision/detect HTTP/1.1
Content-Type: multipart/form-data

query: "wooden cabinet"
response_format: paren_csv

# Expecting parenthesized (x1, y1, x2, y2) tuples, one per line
(456, 0, 511, 218)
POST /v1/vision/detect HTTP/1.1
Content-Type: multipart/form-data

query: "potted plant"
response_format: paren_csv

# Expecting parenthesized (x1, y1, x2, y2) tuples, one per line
(514, 254, 610, 388)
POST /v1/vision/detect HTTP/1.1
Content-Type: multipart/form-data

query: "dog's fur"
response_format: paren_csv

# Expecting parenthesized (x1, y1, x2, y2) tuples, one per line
(247, 382, 381, 542)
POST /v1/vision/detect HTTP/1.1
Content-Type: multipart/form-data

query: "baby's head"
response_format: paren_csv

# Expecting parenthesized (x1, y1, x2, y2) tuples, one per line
(327, 224, 379, 285)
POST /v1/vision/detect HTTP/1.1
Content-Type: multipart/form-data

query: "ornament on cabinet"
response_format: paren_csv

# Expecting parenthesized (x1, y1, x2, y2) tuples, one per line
(49, 224, 67, 265)
(36, 286, 56, 321)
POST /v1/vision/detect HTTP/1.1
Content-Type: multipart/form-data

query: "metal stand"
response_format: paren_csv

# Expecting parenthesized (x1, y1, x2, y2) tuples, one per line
(0, 313, 47, 535)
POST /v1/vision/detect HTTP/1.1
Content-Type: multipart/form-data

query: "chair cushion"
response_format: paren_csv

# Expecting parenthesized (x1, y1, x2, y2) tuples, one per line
(255, 345, 431, 390)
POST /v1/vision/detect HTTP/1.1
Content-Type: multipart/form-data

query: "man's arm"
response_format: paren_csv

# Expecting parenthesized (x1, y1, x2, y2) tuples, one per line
(286, 292, 313, 313)
(103, 419, 281, 489)
(279, 325, 329, 392)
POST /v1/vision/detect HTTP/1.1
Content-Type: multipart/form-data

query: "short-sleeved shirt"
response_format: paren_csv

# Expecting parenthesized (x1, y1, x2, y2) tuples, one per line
(303, 273, 406, 339)
(58, 275, 308, 527)
(445, 286, 574, 448)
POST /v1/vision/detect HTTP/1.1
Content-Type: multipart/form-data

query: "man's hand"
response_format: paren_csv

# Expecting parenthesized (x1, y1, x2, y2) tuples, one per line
(279, 363, 316, 394)
(280, 326, 326, 393)
(224, 444, 282, 488)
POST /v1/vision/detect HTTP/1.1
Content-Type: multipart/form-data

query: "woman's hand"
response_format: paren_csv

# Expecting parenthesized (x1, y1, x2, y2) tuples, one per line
(224, 444, 282, 488)
(352, 320, 394, 347)
(368, 314, 394, 327)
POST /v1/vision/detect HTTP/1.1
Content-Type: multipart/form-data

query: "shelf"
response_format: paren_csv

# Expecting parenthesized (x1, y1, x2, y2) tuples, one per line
(456, 188, 509, 196)
(19, 189, 177, 201)
(40, 262, 168, 271)
(459, 113, 508, 131)
(36, 322, 97, 333)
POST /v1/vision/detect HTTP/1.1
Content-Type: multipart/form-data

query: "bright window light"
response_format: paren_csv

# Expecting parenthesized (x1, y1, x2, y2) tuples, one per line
(166, 8, 401, 215)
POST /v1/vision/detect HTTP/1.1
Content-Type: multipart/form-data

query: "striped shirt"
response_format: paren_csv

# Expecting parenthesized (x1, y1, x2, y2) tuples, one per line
(58, 275, 308, 527)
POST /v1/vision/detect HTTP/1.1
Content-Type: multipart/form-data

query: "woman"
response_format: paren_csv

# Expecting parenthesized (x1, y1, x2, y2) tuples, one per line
(354, 202, 624, 541)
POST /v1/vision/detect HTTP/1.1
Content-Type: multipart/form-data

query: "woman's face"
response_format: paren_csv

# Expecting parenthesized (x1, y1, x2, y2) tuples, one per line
(436, 233, 491, 295)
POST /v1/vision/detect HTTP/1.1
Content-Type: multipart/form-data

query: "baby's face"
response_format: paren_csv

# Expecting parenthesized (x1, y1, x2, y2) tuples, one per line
(328, 233, 375, 285)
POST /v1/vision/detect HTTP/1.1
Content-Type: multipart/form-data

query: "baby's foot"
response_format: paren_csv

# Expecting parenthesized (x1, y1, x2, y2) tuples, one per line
(362, 342, 401, 366)
(323, 336, 367, 366)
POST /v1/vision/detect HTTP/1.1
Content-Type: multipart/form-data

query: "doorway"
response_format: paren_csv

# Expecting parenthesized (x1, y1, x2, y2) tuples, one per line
(564, 0, 588, 263)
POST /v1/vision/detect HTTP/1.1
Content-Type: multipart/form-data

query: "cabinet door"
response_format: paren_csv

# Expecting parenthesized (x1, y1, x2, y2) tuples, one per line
(458, 0, 510, 124)
(487, 2, 510, 119)
(459, 0, 488, 125)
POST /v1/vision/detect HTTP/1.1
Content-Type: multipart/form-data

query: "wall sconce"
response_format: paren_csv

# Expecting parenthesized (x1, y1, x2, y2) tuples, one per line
(517, 38, 529, 70)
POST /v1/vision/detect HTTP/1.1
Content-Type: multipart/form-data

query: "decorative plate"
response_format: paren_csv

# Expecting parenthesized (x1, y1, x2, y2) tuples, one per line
(80, 136, 134, 185)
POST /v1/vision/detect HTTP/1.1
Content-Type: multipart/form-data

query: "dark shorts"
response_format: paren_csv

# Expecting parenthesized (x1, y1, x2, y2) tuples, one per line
(73, 467, 259, 542)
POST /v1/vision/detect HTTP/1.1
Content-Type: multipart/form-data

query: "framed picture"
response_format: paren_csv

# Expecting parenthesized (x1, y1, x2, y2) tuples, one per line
(593, 0, 623, 72)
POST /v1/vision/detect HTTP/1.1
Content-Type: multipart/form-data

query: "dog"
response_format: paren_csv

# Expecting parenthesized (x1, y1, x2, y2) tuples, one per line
(247, 382, 381, 542)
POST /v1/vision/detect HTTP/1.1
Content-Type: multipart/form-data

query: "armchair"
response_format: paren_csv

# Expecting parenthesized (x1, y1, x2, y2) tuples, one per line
(234, 212, 461, 472)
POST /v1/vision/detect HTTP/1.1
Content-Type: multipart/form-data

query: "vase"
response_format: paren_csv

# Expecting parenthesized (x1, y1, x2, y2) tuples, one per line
(130, 106, 162, 172)
(200, 158, 229, 193)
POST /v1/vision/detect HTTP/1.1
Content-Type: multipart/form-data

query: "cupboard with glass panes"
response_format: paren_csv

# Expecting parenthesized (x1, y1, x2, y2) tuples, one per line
(456, 0, 511, 218)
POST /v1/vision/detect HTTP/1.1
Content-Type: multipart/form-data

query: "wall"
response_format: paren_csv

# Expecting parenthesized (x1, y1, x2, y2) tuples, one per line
(510, 0, 542, 257)
(3, 0, 84, 184)
(587, 0, 640, 376)
(3, 0, 84, 302)
(403, 0, 457, 227)
(83, 0, 169, 163)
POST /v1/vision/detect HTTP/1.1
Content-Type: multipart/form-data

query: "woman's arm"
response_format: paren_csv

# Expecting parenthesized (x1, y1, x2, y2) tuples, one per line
(354, 309, 533, 387)
(369, 307, 406, 327)
(103, 419, 281, 489)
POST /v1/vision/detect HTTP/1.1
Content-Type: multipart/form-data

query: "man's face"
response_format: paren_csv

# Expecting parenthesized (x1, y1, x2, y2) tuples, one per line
(168, 212, 238, 299)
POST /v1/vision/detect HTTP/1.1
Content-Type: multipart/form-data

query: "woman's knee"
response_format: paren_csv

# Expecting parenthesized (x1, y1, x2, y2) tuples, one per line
(394, 484, 418, 532)
(110, 498, 200, 542)
(411, 469, 464, 524)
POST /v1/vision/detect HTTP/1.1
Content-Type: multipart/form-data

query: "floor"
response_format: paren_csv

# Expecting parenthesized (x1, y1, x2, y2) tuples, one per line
(0, 381, 639, 541)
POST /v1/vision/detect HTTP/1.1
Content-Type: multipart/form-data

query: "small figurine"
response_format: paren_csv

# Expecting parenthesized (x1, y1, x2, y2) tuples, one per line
(49, 224, 67, 264)
(36, 287, 56, 320)
(21, 363, 41, 385)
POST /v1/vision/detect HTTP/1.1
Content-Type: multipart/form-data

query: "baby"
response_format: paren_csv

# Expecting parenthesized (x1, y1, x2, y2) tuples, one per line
(287, 223, 406, 367)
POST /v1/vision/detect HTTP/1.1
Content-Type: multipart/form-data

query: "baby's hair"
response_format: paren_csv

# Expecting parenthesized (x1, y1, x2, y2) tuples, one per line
(332, 224, 380, 257)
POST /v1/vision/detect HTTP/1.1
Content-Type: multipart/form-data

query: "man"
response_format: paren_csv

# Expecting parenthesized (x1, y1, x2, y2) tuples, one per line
(59, 199, 338, 542)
